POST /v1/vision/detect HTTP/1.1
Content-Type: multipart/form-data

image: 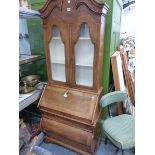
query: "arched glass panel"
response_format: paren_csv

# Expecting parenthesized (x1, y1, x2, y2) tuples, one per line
(75, 24, 94, 87)
(49, 26, 66, 82)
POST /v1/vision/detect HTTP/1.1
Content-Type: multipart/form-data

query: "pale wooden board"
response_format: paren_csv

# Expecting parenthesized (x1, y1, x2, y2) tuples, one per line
(111, 51, 125, 91)
(111, 51, 126, 114)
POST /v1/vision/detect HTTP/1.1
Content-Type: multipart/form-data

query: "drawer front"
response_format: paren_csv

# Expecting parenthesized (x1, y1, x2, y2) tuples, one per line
(41, 117, 94, 146)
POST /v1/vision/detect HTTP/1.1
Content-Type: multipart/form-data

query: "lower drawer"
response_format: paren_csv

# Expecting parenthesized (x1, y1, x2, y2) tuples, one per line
(41, 117, 94, 146)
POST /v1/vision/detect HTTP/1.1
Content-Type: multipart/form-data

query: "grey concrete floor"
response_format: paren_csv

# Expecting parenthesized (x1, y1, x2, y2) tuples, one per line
(40, 141, 134, 155)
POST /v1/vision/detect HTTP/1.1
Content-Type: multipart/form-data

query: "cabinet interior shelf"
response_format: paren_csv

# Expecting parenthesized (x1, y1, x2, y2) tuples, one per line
(76, 64, 93, 67)
(51, 62, 93, 67)
(52, 62, 65, 65)
(19, 54, 42, 65)
(52, 37, 61, 40)
(52, 37, 91, 40)
(78, 37, 91, 40)
(19, 7, 40, 19)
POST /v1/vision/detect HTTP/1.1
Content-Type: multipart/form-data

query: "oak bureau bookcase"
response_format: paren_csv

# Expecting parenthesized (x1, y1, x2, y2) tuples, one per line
(38, 0, 108, 154)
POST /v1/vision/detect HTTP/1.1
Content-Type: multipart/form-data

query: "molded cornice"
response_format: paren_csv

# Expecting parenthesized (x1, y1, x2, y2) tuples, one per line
(39, 0, 63, 19)
(75, 0, 109, 16)
(39, 0, 109, 19)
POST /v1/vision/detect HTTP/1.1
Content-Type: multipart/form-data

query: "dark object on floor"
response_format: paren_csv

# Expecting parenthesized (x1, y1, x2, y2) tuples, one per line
(100, 91, 135, 155)
(19, 119, 31, 150)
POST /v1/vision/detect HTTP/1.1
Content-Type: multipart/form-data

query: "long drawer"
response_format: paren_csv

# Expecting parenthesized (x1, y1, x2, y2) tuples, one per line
(41, 116, 94, 146)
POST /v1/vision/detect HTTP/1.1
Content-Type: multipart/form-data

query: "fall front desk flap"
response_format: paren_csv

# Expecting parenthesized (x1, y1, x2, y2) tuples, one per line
(38, 85, 102, 124)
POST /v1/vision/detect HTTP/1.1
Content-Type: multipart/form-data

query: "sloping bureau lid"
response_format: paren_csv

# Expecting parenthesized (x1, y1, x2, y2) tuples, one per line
(39, 85, 101, 123)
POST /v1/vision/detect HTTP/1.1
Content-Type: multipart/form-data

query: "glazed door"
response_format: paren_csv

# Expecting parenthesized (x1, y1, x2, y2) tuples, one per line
(44, 21, 70, 85)
(49, 26, 66, 82)
(75, 23, 94, 87)
(71, 22, 98, 90)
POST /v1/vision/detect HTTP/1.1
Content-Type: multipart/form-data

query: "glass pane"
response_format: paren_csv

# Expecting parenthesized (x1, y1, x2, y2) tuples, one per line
(76, 66, 93, 86)
(49, 26, 66, 82)
(75, 24, 94, 87)
(51, 63, 66, 82)
(79, 23, 90, 37)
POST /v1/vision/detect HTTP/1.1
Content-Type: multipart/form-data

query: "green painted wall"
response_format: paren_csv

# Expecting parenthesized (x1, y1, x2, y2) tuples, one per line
(27, 17, 47, 81)
(97, 0, 122, 94)
(30, 0, 45, 10)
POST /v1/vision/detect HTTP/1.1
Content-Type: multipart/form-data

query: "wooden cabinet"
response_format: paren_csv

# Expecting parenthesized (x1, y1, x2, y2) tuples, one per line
(38, 0, 108, 154)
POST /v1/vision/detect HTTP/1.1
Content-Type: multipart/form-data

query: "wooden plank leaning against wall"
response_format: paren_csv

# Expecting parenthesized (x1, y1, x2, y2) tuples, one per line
(111, 49, 135, 115)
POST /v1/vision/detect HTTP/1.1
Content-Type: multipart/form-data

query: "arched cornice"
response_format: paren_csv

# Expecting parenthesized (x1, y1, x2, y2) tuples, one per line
(75, 0, 109, 16)
(39, 0, 109, 19)
(39, 0, 63, 19)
